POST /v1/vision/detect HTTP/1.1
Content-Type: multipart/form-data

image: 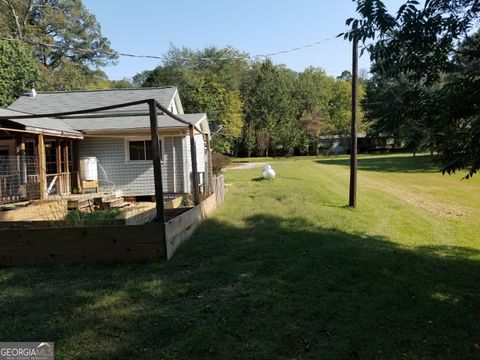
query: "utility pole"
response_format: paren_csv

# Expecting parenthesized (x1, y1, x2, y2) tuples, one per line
(349, 36, 359, 208)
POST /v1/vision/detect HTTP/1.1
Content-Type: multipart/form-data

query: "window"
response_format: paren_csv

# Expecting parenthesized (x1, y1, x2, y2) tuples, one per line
(25, 139, 36, 157)
(129, 140, 152, 161)
(125, 138, 164, 161)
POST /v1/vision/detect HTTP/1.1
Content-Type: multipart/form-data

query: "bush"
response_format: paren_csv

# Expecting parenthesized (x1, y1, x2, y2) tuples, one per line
(64, 209, 121, 226)
(211, 153, 231, 175)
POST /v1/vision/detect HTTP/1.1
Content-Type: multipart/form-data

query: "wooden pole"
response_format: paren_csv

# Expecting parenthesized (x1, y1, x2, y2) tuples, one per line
(56, 139, 63, 194)
(16, 134, 27, 184)
(148, 99, 165, 223)
(37, 133, 47, 200)
(63, 141, 70, 193)
(71, 140, 79, 193)
(205, 133, 214, 195)
(189, 125, 200, 205)
(349, 36, 359, 208)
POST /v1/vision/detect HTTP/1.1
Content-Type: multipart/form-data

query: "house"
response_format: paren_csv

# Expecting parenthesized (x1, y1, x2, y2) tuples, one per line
(318, 133, 396, 155)
(0, 87, 211, 204)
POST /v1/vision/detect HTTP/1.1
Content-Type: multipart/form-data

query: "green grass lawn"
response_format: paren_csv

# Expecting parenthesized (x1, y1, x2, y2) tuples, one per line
(1, 154, 480, 359)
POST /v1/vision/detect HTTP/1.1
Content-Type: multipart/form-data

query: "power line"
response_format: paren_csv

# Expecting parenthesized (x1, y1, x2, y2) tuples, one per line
(0, 35, 338, 61)
(260, 36, 338, 58)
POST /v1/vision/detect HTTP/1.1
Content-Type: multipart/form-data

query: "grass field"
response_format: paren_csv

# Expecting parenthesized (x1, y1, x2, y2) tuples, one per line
(1, 154, 480, 359)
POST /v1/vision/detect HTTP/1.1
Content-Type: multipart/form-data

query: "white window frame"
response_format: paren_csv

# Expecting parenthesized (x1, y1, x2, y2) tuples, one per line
(124, 136, 164, 164)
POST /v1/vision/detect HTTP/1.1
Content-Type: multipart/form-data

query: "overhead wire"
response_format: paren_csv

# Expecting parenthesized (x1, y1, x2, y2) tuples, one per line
(0, 35, 339, 61)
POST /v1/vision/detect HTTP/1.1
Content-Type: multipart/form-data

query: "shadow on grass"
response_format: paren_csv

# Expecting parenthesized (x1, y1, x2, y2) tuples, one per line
(1, 215, 480, 359)
(317, 154, 439, 173)
(252, 177, 269, 182)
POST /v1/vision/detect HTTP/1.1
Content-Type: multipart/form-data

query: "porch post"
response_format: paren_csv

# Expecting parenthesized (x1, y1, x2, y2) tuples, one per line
(63, 141, 70, 194)
(189, 125, 200, 205)
(16, 134, 27, 185)
(56, 140, 63, 195)
(205, 133, 214, 195)
(148, 99, 165, 223)
(71, 140, 80, 193)
(37, 133, 47, 200)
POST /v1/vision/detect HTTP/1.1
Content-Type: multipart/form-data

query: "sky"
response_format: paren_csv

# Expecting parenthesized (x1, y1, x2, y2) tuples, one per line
(83, 0, 405, 80)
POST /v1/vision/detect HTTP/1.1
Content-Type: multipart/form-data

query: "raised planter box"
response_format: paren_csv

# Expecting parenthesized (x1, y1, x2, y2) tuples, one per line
(165, 192, 217, 259)
(0, 223, 166, 265)
(0, 176, 225, 266)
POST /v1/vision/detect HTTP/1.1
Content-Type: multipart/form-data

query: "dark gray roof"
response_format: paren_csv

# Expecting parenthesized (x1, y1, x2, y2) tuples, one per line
(8, 87, 178, 115)
(0, 108, 82, 137)
(63, 113, 207, 132)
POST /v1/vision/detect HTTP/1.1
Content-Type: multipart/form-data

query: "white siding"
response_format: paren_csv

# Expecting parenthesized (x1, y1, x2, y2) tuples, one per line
(183, 133, 205, 193)
(195, 134, 205, 173)
(78, 136, 185, 196)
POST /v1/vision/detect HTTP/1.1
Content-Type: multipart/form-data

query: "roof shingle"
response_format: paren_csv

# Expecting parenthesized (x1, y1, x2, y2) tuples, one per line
(8, 87, 178, 115)
(62, 113, 207, 132)
(0, 108, 81, 136)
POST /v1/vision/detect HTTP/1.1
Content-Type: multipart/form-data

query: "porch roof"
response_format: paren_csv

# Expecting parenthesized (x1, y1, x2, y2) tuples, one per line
(62, 113, 208, 134)
(0, 108, 83, 139)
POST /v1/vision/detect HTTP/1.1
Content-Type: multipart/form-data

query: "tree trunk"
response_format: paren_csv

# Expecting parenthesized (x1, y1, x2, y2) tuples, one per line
(4, 0, 23, 39)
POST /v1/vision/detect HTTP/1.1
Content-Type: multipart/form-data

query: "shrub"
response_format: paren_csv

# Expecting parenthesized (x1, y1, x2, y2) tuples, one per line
(212, 153, 231, 175)
(64, 209, 121, 227)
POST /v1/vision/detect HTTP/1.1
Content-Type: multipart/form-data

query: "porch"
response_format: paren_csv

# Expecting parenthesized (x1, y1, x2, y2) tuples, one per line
(0, 129, 78, 205)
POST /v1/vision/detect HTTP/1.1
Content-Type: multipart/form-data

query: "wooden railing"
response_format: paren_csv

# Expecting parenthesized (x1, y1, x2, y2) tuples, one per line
(46, 172, 71, 196)
(0, 174, 19, 203)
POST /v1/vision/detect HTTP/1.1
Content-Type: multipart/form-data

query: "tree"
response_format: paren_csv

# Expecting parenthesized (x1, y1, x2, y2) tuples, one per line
(294, 67, 365, 147)
(437, 32, 480, 177)
(241, 60, 297, 156)
(38, 58, 108, 91)
(161, 45, 249, 91)
(337, 70, 352, 81)
(0, 0, 117, 90)
(108, 78, 134, 89)
(132, 70, 152, 88)
(182, 73, 243, 153)
(0, 39, 38, 106)
(295, 67, 332, 117)
(344, 0, 479, 177)
(242, 122, 256, 158)
(139, 46, 248, 154)
(299, 109, 329, 154)
(328, 79, 355, 136)
(362, 65, 439, 156)
(140, 51, 244, 154)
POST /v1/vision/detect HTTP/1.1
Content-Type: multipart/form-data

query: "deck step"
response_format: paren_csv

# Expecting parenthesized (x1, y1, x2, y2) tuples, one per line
(67, 199, 93, 210)
(103, 193, 117, 202)
(68, 193, 128, 211)
(108, 201, 130, 209)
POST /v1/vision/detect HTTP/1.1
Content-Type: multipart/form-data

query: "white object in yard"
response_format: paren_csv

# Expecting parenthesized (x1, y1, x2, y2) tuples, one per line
(79, 157, 98, 181)
(262, 165, 276, 179)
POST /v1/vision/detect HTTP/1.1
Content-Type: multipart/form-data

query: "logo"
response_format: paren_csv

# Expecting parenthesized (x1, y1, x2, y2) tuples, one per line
(0, 342, 54, 360)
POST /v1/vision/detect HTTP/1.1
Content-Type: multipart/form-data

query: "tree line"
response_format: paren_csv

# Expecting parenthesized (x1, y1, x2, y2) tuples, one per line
(135, 46, 365, 156)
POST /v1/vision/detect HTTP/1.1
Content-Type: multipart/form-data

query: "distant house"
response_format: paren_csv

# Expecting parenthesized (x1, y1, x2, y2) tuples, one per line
(0, 87, 210, 204)
(318, 133, 396, 155)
